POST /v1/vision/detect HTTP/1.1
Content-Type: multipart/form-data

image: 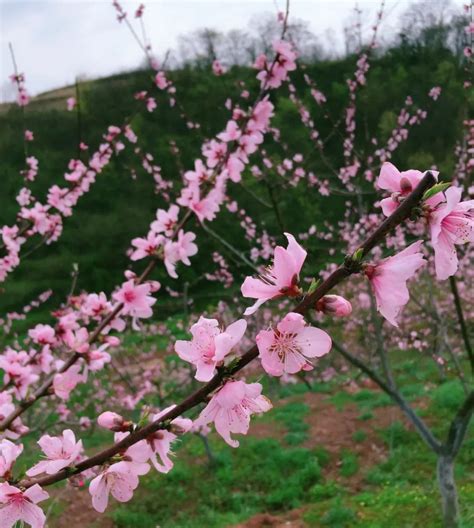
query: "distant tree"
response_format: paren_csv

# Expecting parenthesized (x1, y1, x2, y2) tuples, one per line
(398, 0, 455, 49)
(178, 28, 224, 67)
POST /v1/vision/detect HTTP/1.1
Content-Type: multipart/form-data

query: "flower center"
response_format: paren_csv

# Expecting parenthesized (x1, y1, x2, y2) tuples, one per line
(269, 331, 299, 361)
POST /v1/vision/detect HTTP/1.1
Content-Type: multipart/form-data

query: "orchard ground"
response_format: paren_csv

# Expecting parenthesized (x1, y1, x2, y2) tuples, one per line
(22, 320, 471, 528)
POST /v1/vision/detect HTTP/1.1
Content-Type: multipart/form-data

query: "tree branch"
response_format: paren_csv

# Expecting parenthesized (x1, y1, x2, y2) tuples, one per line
(332, 340, 442, 454)
(17, 171, 437, 489)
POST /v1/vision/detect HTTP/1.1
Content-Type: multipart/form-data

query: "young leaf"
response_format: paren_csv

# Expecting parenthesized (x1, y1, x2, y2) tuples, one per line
(308, 278, 321, 295)
(422, 182, 451, 201)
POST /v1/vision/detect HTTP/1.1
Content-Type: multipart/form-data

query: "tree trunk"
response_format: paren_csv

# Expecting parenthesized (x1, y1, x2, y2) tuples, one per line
(437, 455, 460, 528)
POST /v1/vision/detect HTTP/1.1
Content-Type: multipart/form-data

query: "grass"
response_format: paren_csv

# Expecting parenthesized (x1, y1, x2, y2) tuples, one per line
(112, 437, 321, 527)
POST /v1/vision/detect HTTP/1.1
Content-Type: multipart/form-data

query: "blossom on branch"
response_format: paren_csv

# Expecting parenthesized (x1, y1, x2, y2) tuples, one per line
(89, 460, 149, 513)
(194, 380, 272, 447)
(376, 162, 439, 217)
(175, 317, 247, 381)
(113, 280, 156, 319)
(316, 295, 352, 317)
(256, 312, 331, 376)
(0, 483, 48, 528)
(26, 429, 82, 476)
(0, 440, 23, 479)
(365, 241, 426, 326)
(241, 233, 307, 315)
(428, 186, 474, 280)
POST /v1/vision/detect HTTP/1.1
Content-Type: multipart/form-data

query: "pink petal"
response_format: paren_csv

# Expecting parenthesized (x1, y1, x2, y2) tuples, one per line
(377, 162, 401, 191)
(295, 327, 332, 358)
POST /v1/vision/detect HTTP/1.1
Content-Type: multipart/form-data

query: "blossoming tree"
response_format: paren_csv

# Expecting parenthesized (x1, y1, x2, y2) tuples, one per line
(0, 1, 473, 527)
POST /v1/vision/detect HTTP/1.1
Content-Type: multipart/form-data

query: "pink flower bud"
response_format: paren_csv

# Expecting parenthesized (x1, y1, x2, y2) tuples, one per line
(316, 295, 352, 317)
(97, 411, 127, 432)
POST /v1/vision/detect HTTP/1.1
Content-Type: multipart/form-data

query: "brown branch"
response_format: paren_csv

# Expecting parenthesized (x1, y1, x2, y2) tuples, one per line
(449, 276, 474, 376)
(445, 390, 474, 458)
(332, 340, 442, 453)
(18, 170, 436, 489)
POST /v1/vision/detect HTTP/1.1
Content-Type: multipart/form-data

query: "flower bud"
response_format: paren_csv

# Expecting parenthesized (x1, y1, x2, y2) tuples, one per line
(97, 411, 129, 432)
(316, 295, 352, 317)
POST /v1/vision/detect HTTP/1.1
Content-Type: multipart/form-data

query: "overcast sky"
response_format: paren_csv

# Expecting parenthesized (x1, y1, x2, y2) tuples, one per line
(0, 0, 465, 100)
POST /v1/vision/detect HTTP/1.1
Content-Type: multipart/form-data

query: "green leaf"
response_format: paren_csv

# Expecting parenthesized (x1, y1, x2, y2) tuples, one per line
(308, 278, 321, 295)
(352, 248, 364, 262)
(422, 182, 451, 201)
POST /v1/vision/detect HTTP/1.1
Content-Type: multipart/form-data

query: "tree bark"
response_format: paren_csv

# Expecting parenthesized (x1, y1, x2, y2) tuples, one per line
(437, 455, 460, 528)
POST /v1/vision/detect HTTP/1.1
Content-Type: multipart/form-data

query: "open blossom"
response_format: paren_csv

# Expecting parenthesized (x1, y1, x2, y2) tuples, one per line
(428, 186, 474, 280)
(82, 292, 110, 319)
(113, 280, 156, 319)
(53, 364, 84, 400)
(89, 460, 149, 513)
(151, 205, 179, 236)
(376, 162, 439, 216)
(256, 312, 331, 376)
(132, 406, 192, 473)
(241, 233, 307, 315)
(29, 324, 56, 345)
(27, 429, 82, 476)
(130, 231, 163, 261)
(194, 380, 272, 447)
(64, 327, 90, 353)
(163, 230, 198, 279)
(175, 318, 247, 381)
(0, 440, 23, 478)
(218, 120, 241, 142)
(177, 181, 220, 223)
(0, 483, 49, 528)
(365, 241, 426, 326)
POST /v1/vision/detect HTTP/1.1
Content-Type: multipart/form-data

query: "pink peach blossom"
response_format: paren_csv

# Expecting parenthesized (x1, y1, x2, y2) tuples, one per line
(130, 232, 163, 261)
(377, 162, 439, 216)
(256, 312, 331, 376)
(27, 429, 82, 476)
(154, 71, 168, 89)
(429, 186, 474, 280)
(0, 483, 48, 528)
(0, 439, 23, 478)
(316, 295, 352, 317)
(151, 205, 179, 236)
(28, 324, 56, 345)
(53, 364, 84, 400)
(194, 380, 272, 447)
(366, 241, 426, 326)
(175, 318, 247, 381)
(63, 327, 90, 354)
(89, 460, 149, 513)
(97, 411, 128, 431)
(138, 406, 192, 473)
(241, 233, 306, 315)
(113, 280, 156, 319)
(163, 230, 198, 279)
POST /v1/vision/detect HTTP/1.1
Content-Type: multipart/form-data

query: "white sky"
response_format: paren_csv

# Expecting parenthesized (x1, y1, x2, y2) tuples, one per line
(0, 0, 466, 100)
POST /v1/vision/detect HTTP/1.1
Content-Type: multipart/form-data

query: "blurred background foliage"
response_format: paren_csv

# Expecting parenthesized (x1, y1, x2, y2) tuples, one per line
(0, 5, 471, 326)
